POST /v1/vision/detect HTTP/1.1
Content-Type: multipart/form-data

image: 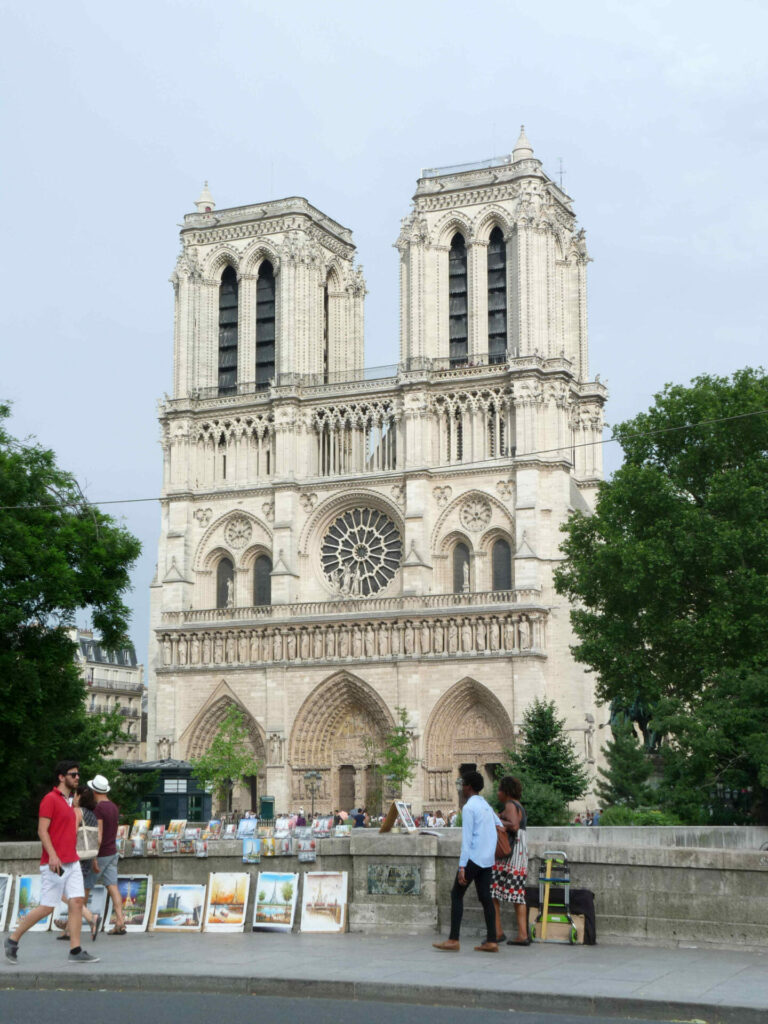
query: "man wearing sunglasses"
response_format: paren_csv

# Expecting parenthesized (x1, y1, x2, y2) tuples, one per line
(5, 760, 99, 965)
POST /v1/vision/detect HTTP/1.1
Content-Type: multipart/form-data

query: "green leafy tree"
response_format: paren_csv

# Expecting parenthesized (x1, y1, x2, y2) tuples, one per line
(499, 698, 590, 825)
(190, 705, 263, 812)
(555, 368, 768, 822)
(377, 706, 417, 799)
(281, 881, 294, 903)
(595, 717, 653, 809)
(0, 404, 141, 839)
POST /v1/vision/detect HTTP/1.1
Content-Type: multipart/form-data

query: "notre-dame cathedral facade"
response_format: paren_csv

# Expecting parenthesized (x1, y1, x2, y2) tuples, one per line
(147, 128, 606, 813)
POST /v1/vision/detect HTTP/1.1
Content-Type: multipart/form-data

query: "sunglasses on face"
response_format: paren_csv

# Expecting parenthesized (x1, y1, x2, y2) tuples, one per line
(66, 772, 80, 778)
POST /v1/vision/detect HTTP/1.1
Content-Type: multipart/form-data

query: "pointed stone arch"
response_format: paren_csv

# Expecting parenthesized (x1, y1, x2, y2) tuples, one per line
(288, 671, 396, 809)
(422, 678, 514, 806)
(181, 680, 267, 762)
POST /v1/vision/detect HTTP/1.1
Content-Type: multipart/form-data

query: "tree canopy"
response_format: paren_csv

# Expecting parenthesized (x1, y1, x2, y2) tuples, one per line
(0, 404, 141, 838)
(555, 368, 768, 822)
(190, 705, 263, 812)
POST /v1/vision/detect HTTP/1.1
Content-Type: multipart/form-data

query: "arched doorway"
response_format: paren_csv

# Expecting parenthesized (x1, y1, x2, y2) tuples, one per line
(289, 672, 396, 811)
(423, 678, 514, 808)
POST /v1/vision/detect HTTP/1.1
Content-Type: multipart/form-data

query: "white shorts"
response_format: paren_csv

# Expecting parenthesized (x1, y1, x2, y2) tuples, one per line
(39, 862, 85, 908)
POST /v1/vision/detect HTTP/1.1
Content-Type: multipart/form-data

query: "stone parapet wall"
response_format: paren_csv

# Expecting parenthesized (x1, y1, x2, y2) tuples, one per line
(3, 828, 766, 948)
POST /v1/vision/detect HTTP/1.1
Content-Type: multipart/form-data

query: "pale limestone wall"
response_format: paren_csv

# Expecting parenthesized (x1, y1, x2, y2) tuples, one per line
(148, 142, 608, 814)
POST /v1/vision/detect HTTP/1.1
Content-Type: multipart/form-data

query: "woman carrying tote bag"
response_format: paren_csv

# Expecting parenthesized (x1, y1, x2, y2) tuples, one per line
(490, 775, 530, 946)
(53, 786, 102, 941)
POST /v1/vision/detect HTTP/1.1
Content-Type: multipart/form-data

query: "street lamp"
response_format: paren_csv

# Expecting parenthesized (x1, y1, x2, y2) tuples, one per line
(304, 770, 322, 819)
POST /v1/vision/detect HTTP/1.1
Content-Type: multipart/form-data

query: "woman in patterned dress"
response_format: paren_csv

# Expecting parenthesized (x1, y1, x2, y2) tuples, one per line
(490, 775, 530, 945)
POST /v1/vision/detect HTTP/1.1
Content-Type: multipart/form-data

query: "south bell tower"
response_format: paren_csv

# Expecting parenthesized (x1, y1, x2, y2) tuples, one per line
(397, 127, 589, 379)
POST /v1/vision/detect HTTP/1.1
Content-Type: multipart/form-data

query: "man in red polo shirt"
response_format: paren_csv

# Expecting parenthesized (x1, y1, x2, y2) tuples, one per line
(4, 760, 99, 965)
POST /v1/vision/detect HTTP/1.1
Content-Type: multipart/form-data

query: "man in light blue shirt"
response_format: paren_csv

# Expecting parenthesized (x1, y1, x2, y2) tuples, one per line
(433, 770, 500, 953)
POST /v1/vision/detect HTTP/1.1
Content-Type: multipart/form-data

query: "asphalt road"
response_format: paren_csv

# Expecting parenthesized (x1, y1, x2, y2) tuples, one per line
(0, 991, 677, 1024)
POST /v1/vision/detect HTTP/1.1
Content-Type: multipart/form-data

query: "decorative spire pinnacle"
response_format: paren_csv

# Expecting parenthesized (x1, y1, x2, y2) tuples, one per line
(194, 181, 215, 213)
(512, 125, 534, 163)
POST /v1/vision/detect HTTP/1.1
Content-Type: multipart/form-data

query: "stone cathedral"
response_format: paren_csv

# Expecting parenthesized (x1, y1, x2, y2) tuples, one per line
(148, 128, 606, 814)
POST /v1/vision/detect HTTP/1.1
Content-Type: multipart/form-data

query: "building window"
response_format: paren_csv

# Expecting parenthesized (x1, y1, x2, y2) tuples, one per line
(218, 266, 238, 395)
(323, 277, 330, 384)
(253, 554, 272, 606)
(216, 557, 234, 609)
(256, 261, 275, 389)
(449, 233, 468, 367)
(492, 538, 512, 591)
(453, 542, 470, 593)
(487, 227, 507, 364)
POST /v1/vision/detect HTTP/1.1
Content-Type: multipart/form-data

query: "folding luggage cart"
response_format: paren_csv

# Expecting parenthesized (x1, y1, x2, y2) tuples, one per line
(530, 849, 578, 944)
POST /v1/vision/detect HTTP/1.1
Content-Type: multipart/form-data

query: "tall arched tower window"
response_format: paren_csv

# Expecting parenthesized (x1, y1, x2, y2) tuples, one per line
(323, 277, 330, 383)
(453, 542, 470, 593)
(487, 227, 507, 364)
(218, 266, 238, 395)
(256, 261, 276, 389)
(491, 538, 512, 591)
(253, 554, 272, 606)
(449, 233, 468, 367)
(216, 557, 234, 609)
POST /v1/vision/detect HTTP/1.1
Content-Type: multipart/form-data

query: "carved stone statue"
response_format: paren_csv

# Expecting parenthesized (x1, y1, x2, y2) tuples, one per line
(202, 635, 211, 663)
(519, 617, 531, 650)
(225, 576, 234, 608)
(364, 625, 375, 657)
(489, 619, 500, 651)
(391, 626, 401, 655)
(461, 619, 472, 652)
(504, 619, 515, 651)
(325, 629, 335, 657)
(476, 619, 486, 651)
(352, 628, 362, 658)
(462, 561, 470, 593)
(420, 621, 431, 654)
(214, 634, 224, 663)
(225, 633, 236, 663)
(273, 631, 283, 660)
(433, 622, 444, 654)
(238, 633, 248, 663)
(157, 737, 171, 759)
(300, 630, 310, 660)
(404, 623, 414, 654)
(313, 629, 323, 659)
(178, 637, 188, 665)
(286, 631, 296, 660)
(269, 733, 283, 764)
(162, 637, 172, 666)
(448, 621, 458, 654)
(191, 635, 200, 664)
(378, 624, 389, 656)
(250, 632, 260, 661)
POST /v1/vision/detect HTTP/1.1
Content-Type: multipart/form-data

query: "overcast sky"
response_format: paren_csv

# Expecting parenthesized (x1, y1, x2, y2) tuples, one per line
(2, 0, 766, 666)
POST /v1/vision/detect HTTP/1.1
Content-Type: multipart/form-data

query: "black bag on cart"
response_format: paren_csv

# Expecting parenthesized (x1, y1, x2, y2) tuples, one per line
(525, 886, 597, 944)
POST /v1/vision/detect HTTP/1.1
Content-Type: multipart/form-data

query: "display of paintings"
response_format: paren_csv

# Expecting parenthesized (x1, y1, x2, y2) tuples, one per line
(106, 875, 153, 932)
(131, 837, 146, 857)
(195, 839, 209, 858)
(151, 824, 166, 837)
(257, 825, 274, 839)
(395, 801, 416, 831)
(260, 836, 276, 857)
(0, 875, 12, 932)
(178, 838, 195, 855)
(184, 827, 202, 839)
(273, 816, 291, 835)
(150, 883, 206, 932)
(146, 838, 160, 857)
(116, 837, 127, 858)
(242, 837, 261, 864)
(296, 838, 317, 862)
(311, 816, 333, 837)
(116, 824, 130, 840)
(276, 836, 293, 856)
(237, 818, 257, 839)
(202, 820, 222, 840)
(253, 871, 299, 932)
(167, 819, 187, 837)
(300, 872, 348, 933)
(223, 823, 237, 839)
(203, 873, 250, 933)
(130, 819, 151, 839)
(54, 885, 107, 932)
(11, 875, 51, 932)
(161, 838, 179, 854)
(333, 824, 352, 838)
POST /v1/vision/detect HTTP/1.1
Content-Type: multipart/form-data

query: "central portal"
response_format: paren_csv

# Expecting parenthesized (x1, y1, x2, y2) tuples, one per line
(338, 765, 356, 809)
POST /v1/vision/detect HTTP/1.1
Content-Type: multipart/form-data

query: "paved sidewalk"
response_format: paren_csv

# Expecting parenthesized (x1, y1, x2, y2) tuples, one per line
(3, 931, 767, 1023)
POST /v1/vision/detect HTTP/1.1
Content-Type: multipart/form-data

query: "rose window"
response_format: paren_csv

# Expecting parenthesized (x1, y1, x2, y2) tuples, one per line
(321, 508, 402, 597)
(460, 497, 492, 532)
(224, 516, 253, 548)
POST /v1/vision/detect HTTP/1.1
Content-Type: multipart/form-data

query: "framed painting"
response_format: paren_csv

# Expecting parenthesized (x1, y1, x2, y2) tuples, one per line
(253, 872, 298, 932)
(105, 875, 153, 933)
(300, 872, 348, 933)
(150, 883, 206, 932)
(0, 875, 12, 932)
(166, 819, 187, 838)
(10, 875, 51, 932)
(53, 885, 107, 933)
(236, 818, 257, 839)
(203, 873, 250, 933)
(130, 819, 151, 839)
(242, 837, 261, 864)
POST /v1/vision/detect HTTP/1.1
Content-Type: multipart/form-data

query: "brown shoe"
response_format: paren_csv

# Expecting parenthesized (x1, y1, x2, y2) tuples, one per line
(474, 941, 499, 953)
(432, 939, 460, 952)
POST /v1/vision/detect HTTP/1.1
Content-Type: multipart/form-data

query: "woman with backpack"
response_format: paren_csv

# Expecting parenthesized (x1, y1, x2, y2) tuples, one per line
(490, 775, 530, 945)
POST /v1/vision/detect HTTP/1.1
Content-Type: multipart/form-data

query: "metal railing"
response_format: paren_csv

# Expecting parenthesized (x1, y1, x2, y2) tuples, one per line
(87, 677, 144, 693)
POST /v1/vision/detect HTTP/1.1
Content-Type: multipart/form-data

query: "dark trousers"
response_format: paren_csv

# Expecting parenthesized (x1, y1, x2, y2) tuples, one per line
(449, 859, 496, 943)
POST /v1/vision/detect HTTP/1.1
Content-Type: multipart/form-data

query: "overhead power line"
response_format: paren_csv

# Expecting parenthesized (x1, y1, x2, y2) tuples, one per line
(0, 406, 767, 512)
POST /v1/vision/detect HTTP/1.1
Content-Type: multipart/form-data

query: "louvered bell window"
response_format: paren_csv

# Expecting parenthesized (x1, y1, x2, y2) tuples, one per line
(256, 261, 276, 389)
(449, 234, 468, 367)
(487, 227, 507, 364)
(218, 266, 238, 395)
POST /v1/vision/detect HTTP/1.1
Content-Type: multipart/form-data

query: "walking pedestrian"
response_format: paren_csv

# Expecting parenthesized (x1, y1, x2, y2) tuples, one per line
(53, 785, 102, 942)
(490, 775, 530, 946)
(432, 770, 500, 953)
(86, 774, 127, 935)
(4, 761, 99, 964)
